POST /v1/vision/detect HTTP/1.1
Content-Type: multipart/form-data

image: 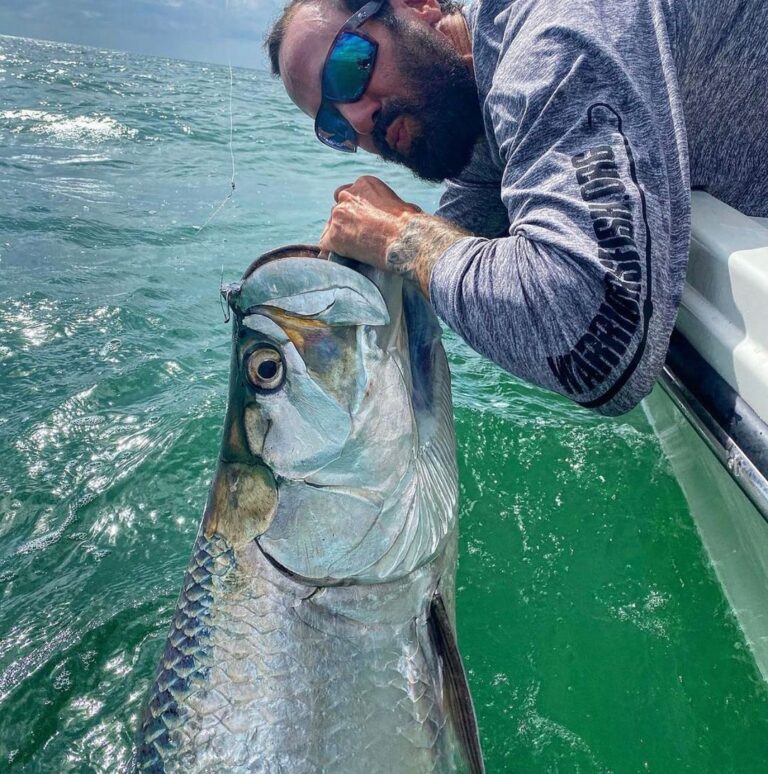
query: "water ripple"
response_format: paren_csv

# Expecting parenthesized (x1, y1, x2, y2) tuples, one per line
(2, 31, 768, 774)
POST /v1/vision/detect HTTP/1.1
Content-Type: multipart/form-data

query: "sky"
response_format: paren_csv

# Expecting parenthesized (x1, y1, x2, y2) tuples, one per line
(0, 0, 285, 69)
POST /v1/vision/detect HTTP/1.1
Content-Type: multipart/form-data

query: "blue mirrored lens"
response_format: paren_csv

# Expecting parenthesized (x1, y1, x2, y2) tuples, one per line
(322, 31, 376, 102)
(315, 102, 357, 152)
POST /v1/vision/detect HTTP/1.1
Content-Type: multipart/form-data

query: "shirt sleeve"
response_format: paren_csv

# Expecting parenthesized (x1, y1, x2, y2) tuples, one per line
(437, 139, 510, 238)
(429, 0, 690, 415)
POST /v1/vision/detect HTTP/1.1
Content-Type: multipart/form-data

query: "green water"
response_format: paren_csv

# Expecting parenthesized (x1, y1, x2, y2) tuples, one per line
(1, 35, 767, 772)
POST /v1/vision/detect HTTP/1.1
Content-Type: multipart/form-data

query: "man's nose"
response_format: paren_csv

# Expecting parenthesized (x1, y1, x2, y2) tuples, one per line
(337, 94, 380, 136)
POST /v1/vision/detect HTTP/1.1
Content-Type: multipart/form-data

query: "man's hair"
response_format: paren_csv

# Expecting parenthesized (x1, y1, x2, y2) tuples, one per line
(265, 0, 463, 78)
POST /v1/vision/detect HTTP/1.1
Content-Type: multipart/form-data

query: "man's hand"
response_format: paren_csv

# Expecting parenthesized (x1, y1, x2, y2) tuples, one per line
(319, 175, 421, 267)
(319, 175, 469, 297)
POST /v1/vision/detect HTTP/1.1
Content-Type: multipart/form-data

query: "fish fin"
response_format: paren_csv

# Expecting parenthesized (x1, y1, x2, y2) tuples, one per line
(428, 593, 485, 774)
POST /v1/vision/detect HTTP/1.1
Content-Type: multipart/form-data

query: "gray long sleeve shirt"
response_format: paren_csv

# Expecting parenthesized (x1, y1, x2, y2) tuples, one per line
(431, 0, 768, 415)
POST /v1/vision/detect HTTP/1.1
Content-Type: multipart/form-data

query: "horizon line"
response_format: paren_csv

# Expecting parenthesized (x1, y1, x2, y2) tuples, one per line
(0, 32, 271, 74)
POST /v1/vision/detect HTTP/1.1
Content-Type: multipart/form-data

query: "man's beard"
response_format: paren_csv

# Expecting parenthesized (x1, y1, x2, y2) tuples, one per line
(371, 17, 483, 182)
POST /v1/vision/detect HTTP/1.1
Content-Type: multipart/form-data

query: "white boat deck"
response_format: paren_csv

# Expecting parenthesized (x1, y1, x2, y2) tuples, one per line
(678, 192, 768, 426)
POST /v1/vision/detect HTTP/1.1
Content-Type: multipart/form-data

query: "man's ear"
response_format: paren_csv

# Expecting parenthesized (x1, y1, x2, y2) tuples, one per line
(388, 0, 443, 26)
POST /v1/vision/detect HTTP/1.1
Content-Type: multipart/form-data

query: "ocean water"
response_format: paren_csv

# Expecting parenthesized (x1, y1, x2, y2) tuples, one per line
(1, 34, 768, 772)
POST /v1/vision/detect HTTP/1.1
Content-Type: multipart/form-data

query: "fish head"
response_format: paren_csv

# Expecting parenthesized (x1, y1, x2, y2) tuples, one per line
(207, 245, 457, 585)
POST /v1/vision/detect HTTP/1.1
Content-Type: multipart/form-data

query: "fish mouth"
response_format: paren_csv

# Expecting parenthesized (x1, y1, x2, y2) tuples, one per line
(222, 244, 328, 321)
(240, 244, 323, 282)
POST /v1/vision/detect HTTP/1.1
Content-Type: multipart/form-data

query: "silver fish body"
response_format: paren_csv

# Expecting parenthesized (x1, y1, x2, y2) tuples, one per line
(137, 246, 483, 773)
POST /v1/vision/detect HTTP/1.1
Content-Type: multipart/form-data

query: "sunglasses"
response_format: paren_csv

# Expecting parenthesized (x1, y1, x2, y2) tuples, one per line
(314, 0, 385, 153)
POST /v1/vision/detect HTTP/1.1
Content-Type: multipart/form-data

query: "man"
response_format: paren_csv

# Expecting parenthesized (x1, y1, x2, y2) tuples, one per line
(266, 0, 768, 415)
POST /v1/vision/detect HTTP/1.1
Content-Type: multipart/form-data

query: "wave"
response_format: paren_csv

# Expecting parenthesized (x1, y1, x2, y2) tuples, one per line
(2, 109, 138, 143)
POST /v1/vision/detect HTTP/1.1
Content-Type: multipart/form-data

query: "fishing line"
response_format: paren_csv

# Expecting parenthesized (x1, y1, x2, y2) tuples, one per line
(194, 59, 236, 235)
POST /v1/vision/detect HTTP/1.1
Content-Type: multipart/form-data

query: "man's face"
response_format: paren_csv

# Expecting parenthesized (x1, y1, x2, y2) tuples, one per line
(279, 1, 483, 181)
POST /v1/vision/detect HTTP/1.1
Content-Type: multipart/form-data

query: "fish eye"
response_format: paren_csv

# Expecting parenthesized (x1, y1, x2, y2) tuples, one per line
(245, 347, 284, 391)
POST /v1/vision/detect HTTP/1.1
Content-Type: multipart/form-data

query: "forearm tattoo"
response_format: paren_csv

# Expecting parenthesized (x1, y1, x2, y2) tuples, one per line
(386, 215, 470, 296)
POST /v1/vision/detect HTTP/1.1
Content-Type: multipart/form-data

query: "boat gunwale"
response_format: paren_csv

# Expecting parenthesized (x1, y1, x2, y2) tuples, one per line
(659, 330, 768, 524)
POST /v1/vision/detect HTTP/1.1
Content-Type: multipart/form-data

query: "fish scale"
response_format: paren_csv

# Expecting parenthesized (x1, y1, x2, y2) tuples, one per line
(139, 534, 465, 772)
(138, 534, 234, 763)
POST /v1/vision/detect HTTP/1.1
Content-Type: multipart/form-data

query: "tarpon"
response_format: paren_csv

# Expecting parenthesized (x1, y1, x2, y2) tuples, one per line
(136, 245, 483, 773)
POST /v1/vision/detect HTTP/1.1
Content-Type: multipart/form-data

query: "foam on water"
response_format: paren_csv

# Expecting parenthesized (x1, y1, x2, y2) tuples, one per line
(3, 109, 138, 143)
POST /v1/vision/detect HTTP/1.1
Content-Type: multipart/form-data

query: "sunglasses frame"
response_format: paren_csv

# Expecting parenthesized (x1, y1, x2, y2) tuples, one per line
(314, 0, 386, 153)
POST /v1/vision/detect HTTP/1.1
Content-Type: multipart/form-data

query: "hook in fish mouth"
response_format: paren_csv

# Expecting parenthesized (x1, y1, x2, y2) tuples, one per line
(220, 283, 237, 323)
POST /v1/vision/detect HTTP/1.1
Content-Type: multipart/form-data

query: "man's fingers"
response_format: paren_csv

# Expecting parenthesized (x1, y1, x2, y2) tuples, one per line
(333, 183, 353, 202)
(337, 175, 390, 200)
(355, 174, 384, 189)
(356, 175, 396, 196)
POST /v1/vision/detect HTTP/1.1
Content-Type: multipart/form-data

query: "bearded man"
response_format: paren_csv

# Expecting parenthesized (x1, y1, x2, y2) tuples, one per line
(266, 0, 767, 415)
